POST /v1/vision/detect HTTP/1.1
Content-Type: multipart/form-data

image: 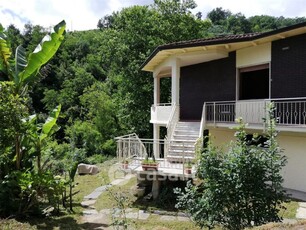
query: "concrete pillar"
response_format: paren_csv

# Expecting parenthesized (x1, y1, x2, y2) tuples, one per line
(153, 124, 160, 158)
(152, 176, 161, 200)
(153, 73, 160, 106)
(171, 58, 180, 105)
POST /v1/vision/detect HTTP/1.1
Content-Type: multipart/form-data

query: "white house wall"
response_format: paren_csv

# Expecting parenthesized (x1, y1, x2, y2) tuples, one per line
(209, 127, 306, 193)
(278, 133, 306, 193)
(236, 43, 271, 68)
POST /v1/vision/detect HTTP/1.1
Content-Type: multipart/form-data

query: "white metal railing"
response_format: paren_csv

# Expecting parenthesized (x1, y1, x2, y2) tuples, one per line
(115, 133, 147, 163)
(199, 103, 206, 138)
(166, 104, 179, 140)
(115, 135, 194, 177)
(165, 104, 179, 158)
(272, 98, 306, 126)
(203, 98, 306, 127)
(205, 101, 236, 123)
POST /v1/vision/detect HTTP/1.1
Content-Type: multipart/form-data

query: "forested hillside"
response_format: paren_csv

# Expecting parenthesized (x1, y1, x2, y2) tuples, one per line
(2, 1, 305, 159)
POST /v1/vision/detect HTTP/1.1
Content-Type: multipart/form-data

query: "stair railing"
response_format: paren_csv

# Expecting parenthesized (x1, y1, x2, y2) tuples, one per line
(199, 102, 206, 138)
(193, 103, 207, 158)
(115, 133, 147, 162)
(165, 104, 179, 158)
(166, 104, 179, 140)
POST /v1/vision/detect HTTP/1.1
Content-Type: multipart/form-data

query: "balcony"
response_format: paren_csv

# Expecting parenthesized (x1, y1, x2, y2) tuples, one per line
(150, 103, 173, 125)
(203, 98, 306, 131)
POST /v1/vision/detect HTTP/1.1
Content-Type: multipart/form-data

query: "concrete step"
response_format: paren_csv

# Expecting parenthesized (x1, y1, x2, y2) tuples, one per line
(174, 130, 199, 135)
(169, 145, 195, 151)
(176, 121, 200, 126)
(168, 149, 194, 154)
(173, 135, 198, 141)
(167, 155, 195, 163)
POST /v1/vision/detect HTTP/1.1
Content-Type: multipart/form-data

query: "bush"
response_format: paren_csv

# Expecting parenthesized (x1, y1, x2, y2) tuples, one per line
(175, 103, 288, 230)
(87, 154, 110, 164)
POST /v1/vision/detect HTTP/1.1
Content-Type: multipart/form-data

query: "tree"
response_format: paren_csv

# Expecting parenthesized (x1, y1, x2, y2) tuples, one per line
(5, 24, 22, 56)
(101, 3, 211, 137)
(207, 7, 231, 25)
(97, 15, 115, 30)
(227, 13, 252, 34)
(175, 103, 287, 230)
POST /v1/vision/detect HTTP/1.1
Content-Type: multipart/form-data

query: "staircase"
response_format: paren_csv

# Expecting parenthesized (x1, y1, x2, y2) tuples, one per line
(167, 121, 200, 163)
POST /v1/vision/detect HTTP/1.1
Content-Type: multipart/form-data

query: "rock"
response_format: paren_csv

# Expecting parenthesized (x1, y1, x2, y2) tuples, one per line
(78, 163, 100, 175)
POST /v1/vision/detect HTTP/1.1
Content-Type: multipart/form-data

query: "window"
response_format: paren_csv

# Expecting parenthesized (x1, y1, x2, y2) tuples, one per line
(239, 64, 269, 100)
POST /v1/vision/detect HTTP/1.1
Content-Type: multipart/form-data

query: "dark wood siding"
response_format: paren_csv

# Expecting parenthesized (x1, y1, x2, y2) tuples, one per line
(271, 33, 306, 98)
(180, 52, 236, 120)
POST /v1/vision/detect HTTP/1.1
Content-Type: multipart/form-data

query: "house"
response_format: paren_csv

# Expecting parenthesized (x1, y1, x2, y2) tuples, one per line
(116, 22, 306, 197)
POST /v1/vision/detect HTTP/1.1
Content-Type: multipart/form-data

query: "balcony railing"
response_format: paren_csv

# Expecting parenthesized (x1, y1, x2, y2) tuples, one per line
(150, 103, 173, 124)
(204, 98, 306, 128)
(115, 134, 195, 177)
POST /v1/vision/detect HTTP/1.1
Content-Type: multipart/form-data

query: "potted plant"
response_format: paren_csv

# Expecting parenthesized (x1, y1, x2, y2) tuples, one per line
(121, 159, 129, 169)
(142, 154, 159, 171)
(184, 161, 193, 174)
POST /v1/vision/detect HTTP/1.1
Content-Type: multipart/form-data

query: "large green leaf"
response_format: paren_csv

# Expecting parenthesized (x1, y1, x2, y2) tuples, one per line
(0, 26, 12, 78)
(40, 104, 61, 141)
(14, 45, 27, 85)
(19, 20, 66, 86)
(15, 46, 27, 76)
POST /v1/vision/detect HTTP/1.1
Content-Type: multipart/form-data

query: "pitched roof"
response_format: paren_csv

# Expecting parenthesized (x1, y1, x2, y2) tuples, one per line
(157, 32, 262, 50)
(141, 21, 306, 71)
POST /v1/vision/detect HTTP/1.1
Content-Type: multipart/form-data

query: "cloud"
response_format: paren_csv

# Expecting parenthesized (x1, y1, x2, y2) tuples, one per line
(194, 0, 306, 18)
(0, 0, 305, 32)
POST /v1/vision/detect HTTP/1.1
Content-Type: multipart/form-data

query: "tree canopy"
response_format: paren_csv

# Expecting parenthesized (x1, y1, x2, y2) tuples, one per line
(1, 0, 305, 160)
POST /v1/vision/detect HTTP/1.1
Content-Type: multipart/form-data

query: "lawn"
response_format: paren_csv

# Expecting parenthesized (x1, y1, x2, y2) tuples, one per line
(0, 159, 304, 230)
(0, 159, 116, 230)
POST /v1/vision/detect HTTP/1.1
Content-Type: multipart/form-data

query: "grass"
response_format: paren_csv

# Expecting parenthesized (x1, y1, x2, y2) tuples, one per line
(0, 159, 116, 230)
(280, 200, 299, 219)
(0, 158, 304, 230)
(132, 215, 201, 230)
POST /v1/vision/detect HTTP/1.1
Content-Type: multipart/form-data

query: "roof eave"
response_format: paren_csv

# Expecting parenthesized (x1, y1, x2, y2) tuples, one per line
(141, 21, 306, 72)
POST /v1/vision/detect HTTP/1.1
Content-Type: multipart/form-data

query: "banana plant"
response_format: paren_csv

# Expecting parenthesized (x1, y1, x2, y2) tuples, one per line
(0, 21, 65, 170)
(26, 105, 62, 172)
(0, 20, 66, 94)
(0, 24, 12, 80)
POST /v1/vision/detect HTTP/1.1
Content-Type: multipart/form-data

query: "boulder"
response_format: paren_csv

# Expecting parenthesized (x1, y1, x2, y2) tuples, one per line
(77, 163, 100, 175)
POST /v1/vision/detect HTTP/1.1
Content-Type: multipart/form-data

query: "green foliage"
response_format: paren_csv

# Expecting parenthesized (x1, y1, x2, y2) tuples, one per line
(175, 103, 288, 230)
(0, 21, 66, 94)
(206, 8, 306, 35)
(0, 82, 29, 176)
(87, 154, 110, 164)
(0, 21, 67, 217)
(0, 170, 65, 216)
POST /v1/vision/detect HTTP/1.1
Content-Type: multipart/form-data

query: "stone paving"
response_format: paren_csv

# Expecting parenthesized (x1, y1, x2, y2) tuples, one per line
(80, 172, 192, 229)
(80, 170, 306, 229)
(296, 202, 306, 219)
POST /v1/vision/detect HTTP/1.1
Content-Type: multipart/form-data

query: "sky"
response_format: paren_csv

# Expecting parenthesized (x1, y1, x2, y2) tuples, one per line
(0, 0, 305, 31)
